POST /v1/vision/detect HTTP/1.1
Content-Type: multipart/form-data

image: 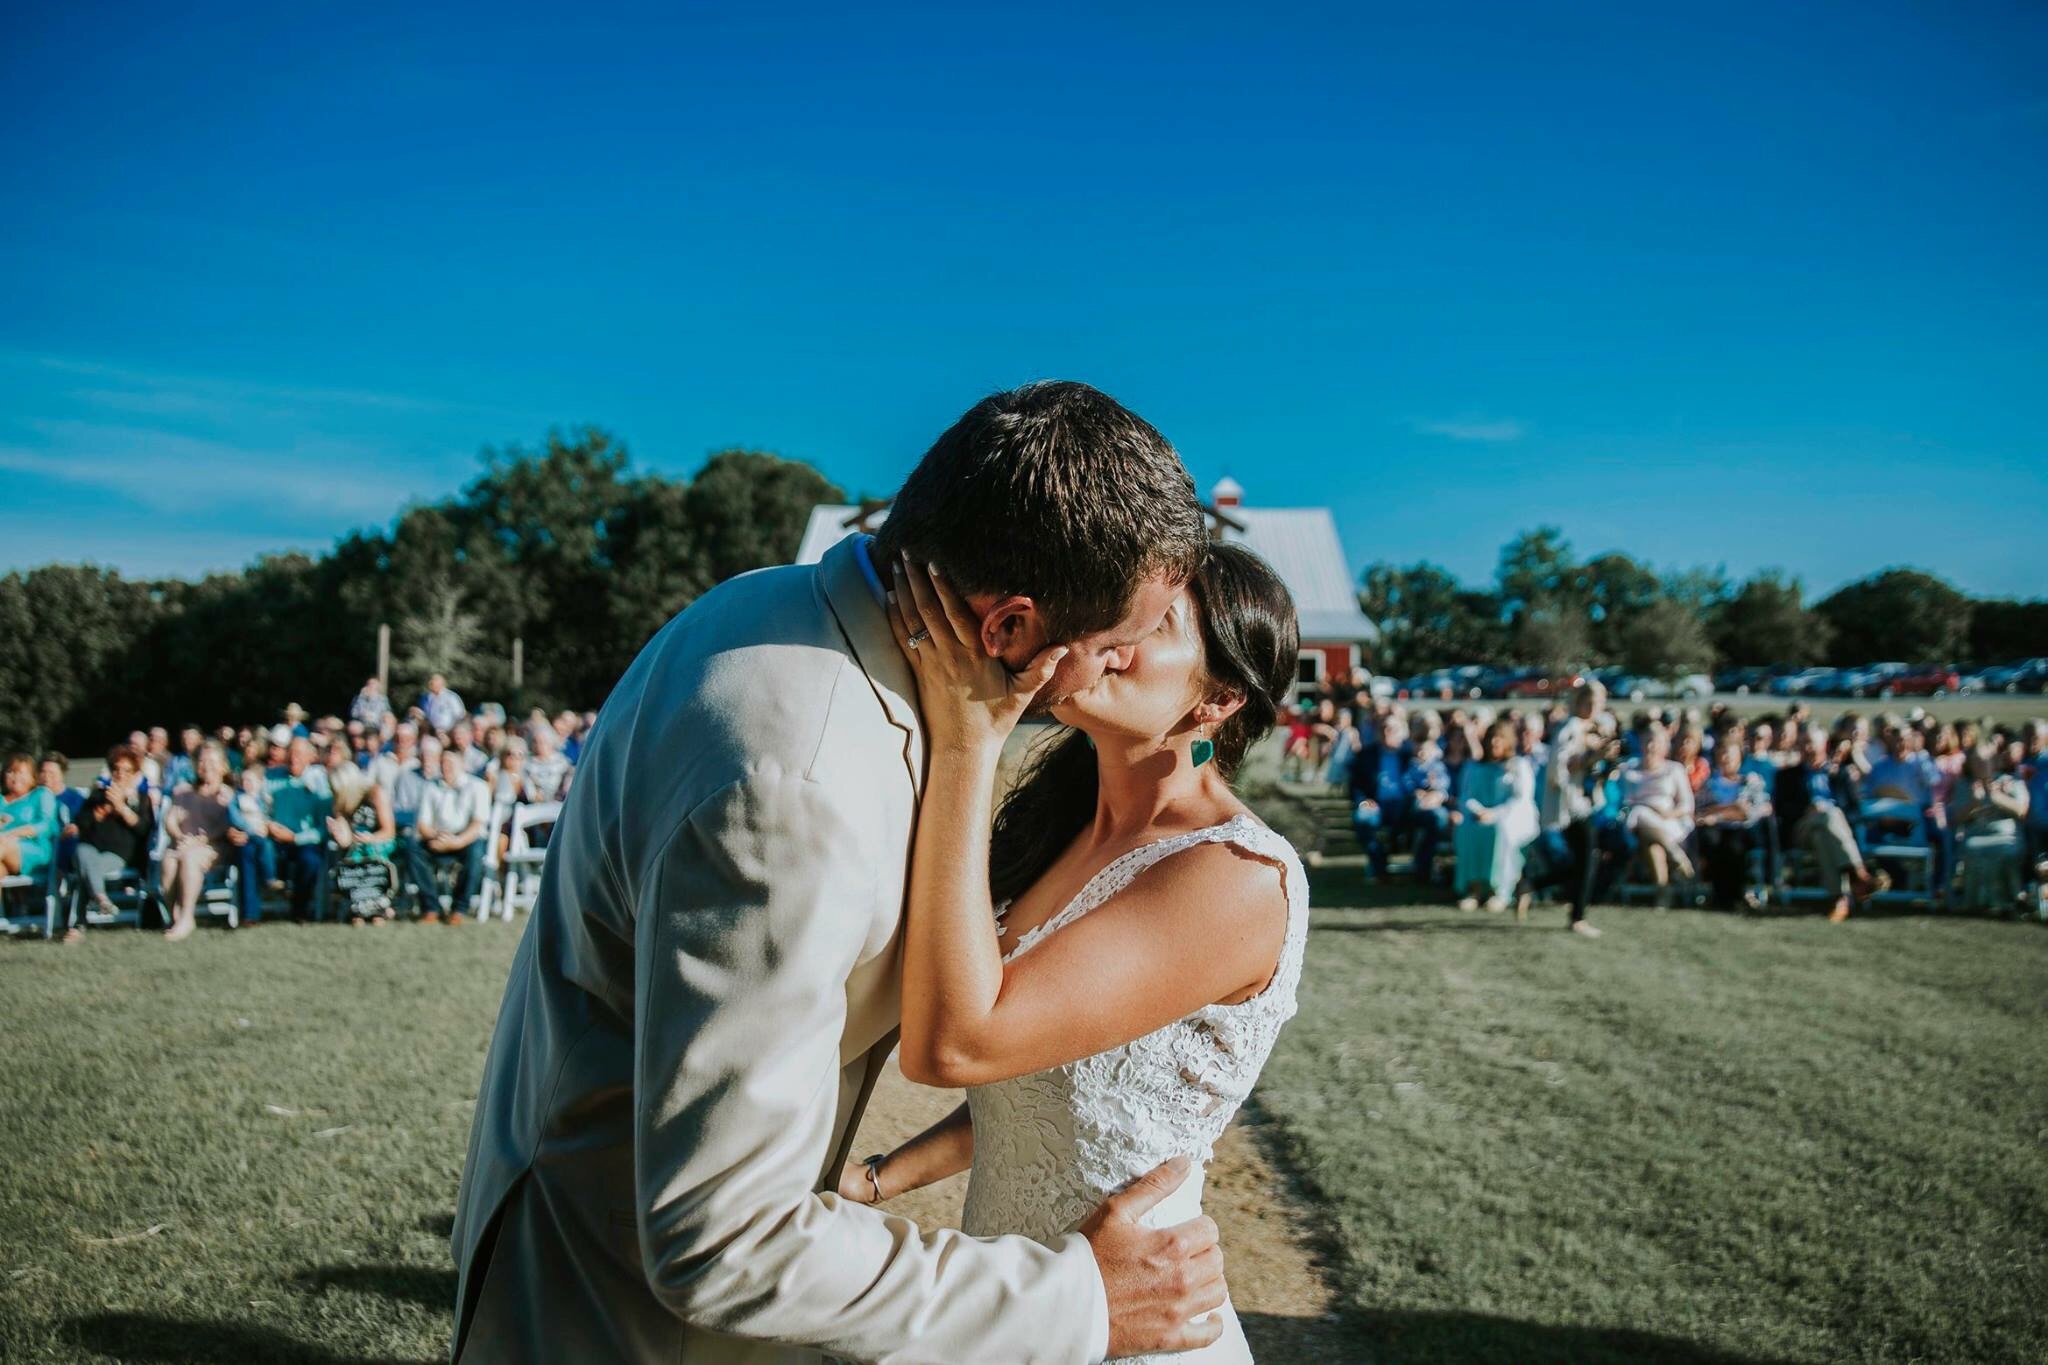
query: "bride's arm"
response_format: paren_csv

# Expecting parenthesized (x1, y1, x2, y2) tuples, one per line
(837, 1102, 973, 1205)
(888, 560, 1288, 1090)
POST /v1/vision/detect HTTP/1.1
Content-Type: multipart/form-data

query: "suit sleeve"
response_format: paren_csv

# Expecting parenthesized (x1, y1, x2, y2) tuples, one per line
(633, 773, 1111, 1365)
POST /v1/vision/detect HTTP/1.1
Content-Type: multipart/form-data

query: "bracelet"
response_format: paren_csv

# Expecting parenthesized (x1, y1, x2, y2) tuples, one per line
(860, 1153, 887, 1204)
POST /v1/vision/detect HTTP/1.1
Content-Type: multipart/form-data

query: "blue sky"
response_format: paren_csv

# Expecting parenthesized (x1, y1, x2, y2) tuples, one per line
(3, 2, 2043, 597)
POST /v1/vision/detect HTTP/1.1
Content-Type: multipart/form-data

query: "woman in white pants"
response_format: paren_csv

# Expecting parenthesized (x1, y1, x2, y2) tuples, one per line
(1618, 722, 1695, 891)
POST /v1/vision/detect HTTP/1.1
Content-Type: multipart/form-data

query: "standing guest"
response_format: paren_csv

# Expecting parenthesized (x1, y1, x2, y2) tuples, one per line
(1349, 713, 1413, 881)
(523, 725, 572, 803)
(258, 737, 332, 924)
(39, 753, 86, 877)
(1615, 723, 1697, 898)
(1280, 702, 1314, 783)
(1533, 680, 1611, 938)
(408, 747, 491, 923)
(350, 676, 392, 728)
(1774, 725, 1883, 923)
(1321, 707, 1360, 790)
(1695, 738, 1772, 910)
(326, 765, 398, 926)
(1455, 718, 1537, 911)
(1949, 744, 2030, 914)
(1517, 710, 1549, 771)
(159, 743, 237, 941)
(63, 746, 152, 940)
(419, 673, 467, 734)
(0, 753, 60, 887)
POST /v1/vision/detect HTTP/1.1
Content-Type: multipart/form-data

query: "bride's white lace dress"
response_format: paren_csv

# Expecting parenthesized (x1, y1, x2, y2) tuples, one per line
(961, 814, 1310, 1364)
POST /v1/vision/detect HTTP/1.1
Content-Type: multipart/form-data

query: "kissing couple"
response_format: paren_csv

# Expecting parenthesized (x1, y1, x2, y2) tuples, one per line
(451, 382, 1310, 1363)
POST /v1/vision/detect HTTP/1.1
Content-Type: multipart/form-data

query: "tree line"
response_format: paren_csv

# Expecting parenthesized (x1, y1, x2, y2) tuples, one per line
(0, 429, 841, 754)
(1360, 527, 2048, 679)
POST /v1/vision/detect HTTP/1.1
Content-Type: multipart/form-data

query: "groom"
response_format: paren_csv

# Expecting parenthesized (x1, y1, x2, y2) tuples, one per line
(451, 382, 1225, 1363)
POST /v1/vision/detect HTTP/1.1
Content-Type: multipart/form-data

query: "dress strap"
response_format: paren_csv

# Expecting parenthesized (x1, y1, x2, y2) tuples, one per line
(1005, 813, 1302, 963)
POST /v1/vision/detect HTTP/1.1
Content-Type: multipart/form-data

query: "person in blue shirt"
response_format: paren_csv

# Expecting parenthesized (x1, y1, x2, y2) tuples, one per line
(1773, 726, 1883, 922)
(38, 753, 86, 877)
(244, 737, 332, 923)
(1402, 725, 1455, 887)
(2022, 720, 2048, 873)
(1348, 714, 1413, 881)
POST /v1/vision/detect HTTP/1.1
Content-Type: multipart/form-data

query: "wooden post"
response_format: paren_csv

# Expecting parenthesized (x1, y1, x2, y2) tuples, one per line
(512, 636, 524, 691)
(377, 623, 390, 692)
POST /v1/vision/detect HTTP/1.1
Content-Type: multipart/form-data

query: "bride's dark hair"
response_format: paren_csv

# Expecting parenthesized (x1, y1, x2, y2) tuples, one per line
(987, 541, 1301, 905)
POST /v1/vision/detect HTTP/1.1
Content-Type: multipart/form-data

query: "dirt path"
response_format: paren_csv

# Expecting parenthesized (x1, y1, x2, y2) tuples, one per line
(850, 1057, 1352, 1362)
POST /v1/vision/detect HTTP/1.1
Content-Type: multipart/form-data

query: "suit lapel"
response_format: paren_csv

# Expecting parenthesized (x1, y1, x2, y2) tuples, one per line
(817, 535, 925, 801)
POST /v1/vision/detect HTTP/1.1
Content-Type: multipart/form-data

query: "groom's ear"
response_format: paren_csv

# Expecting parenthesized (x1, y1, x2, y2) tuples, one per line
(972, 594, 1046, 663)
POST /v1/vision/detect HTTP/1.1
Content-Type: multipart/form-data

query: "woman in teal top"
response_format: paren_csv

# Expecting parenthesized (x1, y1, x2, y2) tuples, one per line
(0, 752, 60, 880)
(1454, 719, 1539, 911)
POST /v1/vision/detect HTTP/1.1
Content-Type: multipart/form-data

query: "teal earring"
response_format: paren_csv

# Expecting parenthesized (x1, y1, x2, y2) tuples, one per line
(1191, 737, 1215, 768)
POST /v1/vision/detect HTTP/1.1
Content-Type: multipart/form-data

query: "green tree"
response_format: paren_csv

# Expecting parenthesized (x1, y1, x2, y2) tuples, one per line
(1359, 562, 1507, 675)
(1713, 571, 1832, 666)
(1496, 527, 1582, 625)
(1618, 597, 1716, 677)
(1966, 599, 2048, 663)
(1580, 553, 1661, 663)
(1816, 569, 1971, 665)
(1514, 593, 1593, 670)
(683, 449, 843, 587)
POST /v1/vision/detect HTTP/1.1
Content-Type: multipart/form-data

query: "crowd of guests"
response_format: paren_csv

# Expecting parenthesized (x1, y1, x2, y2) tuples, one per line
(1286, 670, 2047, 930)
(0, 673, 596, 943)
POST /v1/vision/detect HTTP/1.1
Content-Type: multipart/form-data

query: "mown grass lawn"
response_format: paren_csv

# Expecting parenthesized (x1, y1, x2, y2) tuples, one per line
(0, 921, 509, 1363)
(1253, 868, 2048, 1364)
(4, 883, 2045, 1364)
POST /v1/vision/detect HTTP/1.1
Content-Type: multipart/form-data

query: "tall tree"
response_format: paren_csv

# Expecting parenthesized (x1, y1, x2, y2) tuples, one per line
(1966, 599, 2048, 663)
(1495, 527, 1582, 625)
(1618, 597, 1716, 676)
(1359, 562, 1507, 675)
(1713, 571, 1832, 666)
(1580, 553, 1661, 663)
(1816, 569, 1971, 665)
(1514, 593, 1593, 670)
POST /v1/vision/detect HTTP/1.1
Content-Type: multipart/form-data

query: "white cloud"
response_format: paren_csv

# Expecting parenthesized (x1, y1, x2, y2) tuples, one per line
(1412, 417, 1527, 443)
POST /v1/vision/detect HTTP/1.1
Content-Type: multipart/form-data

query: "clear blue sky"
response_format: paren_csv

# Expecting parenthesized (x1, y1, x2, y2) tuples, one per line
(3, 2, 2043, 597)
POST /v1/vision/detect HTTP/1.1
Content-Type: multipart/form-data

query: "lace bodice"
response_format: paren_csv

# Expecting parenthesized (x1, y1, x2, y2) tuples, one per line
(960, 815, 1308, 1360)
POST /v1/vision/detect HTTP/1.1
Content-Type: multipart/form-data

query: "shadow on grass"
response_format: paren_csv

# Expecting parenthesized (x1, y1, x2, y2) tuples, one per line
(1240, 1309, 1802, 1365)
(66, 1312, 429, 1364)
(297, 1263, 457, 1310)
(418, 1211, 455, 1239)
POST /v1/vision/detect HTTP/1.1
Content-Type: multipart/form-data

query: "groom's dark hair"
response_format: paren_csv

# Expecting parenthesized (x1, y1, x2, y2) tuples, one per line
(875, 381, 1208, 640)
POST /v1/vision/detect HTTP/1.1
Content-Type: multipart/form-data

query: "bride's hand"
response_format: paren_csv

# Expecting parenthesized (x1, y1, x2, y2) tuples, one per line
(888, 555, 1066, 753)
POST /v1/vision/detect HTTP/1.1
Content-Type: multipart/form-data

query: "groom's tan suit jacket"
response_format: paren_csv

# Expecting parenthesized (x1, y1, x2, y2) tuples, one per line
(450, 535, 1109, 1364)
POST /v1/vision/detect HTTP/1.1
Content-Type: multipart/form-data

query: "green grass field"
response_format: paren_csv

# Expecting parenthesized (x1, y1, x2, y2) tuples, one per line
(1252, 868, 2048, 1364)
(3, 872, 2044, 1363)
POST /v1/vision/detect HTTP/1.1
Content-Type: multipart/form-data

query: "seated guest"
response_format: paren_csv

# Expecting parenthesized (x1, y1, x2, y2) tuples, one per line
(406, 747, 492, 923)
(1673, 725, 1709, 795)
(1454, 718, 1537, 911)
(63, 745, 153, 941)
(159, 743, 237, 941)
(448, 719, 489, 777)
(250, 736, 332, 924)
(1614, 723, 1696, 895)
(1321, 709, 1360, 790)
(325, 765, 398, 926)
(1948, 744, 2030, 914)
(2022, 721, 2048, 871)
(1775, 725, 1883, 922)
(40, 752, 86, 877)
(1349, 713, 1413, 881)
(1863, 725, 1935, 835)
(0, 752, 60, 887)
(1694, 737, 1772, 911)
(1403, 722, 1455, 887)
(370, 723, 422, 792)
(485, 737, 529, 807)
(1742, 721, 1781, 786)
(523, 724, 572, 803)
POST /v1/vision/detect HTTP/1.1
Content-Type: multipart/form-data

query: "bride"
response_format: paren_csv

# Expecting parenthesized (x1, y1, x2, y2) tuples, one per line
(840, 542, 1310, 1363)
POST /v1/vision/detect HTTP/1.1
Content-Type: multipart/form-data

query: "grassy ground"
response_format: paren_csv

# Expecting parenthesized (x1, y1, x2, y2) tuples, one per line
(5, 856, 2045, 1363)
(0, 922, 502, 1363)
(1252, 866, 2048, 1364)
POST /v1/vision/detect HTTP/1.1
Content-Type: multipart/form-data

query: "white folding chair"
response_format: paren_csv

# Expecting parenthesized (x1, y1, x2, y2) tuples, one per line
(499, 801, 561, 921)
(1, 861, 60, 938)
(474, 800, 513, 922)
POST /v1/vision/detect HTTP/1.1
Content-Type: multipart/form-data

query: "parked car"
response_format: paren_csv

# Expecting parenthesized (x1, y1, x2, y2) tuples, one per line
(1715, 664, 1799, 694)
(1501, 668, 1586, 700)
(1865, 664, 1962, 698)
(1768, 667, 1838, 697)
(1597, 669, 1714, 702)
(1837, 662, 1910, 698)
(1971, 658, 2048, 694)
(1398, 665, 1496, 700)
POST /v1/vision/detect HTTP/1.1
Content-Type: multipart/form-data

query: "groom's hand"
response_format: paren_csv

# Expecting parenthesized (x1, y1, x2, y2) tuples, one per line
(1079, 1156, 1227, 1357)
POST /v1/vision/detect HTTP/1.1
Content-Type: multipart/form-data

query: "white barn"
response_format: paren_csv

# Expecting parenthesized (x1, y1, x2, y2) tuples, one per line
(794, 478, 1375, 690)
